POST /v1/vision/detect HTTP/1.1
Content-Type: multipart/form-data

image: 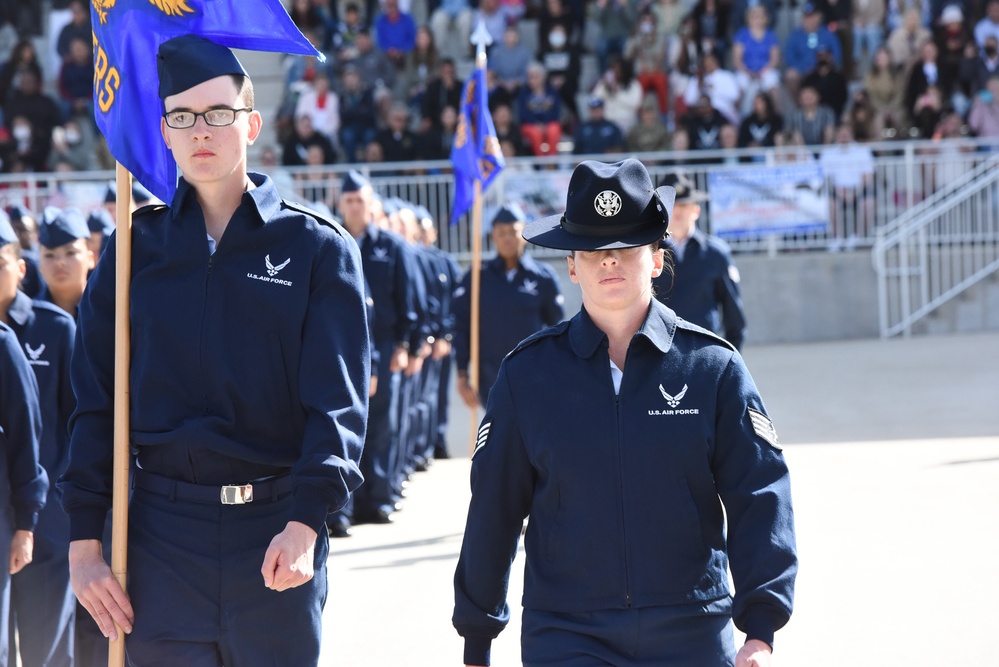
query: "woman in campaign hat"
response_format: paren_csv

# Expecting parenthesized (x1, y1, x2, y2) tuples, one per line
(453, 158, 797, 667)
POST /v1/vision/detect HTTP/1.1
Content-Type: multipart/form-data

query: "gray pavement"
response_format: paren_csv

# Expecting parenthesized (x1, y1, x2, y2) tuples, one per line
(320, 331, 999, 666)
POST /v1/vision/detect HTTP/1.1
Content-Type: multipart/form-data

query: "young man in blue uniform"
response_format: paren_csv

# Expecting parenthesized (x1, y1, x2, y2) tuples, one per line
(0, 318, 49, 667)
(652, 172, 748, 350)
(453, 204, 564, 408)
(59, 35, 369, 665)
(336, 171, 422, 529)
(35, 208, 95, 320)
(3, 206, 44, 299)
(1, 216, 77, 667)
(453, 159, 796, 667)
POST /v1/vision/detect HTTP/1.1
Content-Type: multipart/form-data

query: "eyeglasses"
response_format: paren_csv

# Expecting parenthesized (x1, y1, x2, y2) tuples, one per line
(162, 107, 253, 129)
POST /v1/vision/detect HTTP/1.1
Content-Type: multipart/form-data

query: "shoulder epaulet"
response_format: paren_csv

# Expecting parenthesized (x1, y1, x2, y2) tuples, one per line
(674, 317, 736, 352)
(30, 299, 74, 323)
(133, 204, 168, 218)
(505, 320, 570, 360)
(282, 200, 346, 236)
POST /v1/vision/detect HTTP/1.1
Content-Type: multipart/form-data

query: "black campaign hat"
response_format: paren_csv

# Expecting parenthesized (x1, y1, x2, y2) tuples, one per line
(38, 207, 90, 248)
(522, 159, 674, 251)
(663, 172, 708, 204)
(157, 35, 248, 100)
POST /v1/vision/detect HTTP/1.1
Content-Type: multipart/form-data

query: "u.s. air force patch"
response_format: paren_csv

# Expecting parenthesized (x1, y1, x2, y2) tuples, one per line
(472, 421, 492, 459)
(748, 408, 781, 450)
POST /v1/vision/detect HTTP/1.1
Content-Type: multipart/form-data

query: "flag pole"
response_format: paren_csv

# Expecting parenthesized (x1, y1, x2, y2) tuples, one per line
(109, 162, 133, 667)
(468, 26, 490, 455)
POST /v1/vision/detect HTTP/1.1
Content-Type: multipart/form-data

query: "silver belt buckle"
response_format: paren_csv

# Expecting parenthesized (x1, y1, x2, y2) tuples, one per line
(220, 484, 253, 505)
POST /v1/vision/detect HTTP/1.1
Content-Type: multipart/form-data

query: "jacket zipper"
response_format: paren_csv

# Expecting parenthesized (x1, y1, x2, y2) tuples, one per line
(199, 254, 214, 415)
(614, 354, 633, 608)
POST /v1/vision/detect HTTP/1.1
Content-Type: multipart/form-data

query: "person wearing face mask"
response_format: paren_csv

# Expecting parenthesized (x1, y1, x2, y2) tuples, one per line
(968, 75, 999, 140)
(961, 36, 999, 94)
(6, 116, 48, 173)
(538, 24, 582, 124)
(47, 119, 95, 172)
(625, 12, 670, 115)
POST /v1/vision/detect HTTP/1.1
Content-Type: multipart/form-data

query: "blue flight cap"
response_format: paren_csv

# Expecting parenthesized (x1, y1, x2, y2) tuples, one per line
(414, 205, 434, 223)
(131, 180, 154, 205)
(103, 181, 116, 203)
(5, 203, 31, 224)
(87, 208, 116, 236)
(38, 207, 91, 249)
(522, 159, 674, 251)
(0, 210, 17, 246)
(157, 35, 248, 100)
(380, 197, 399, 215)
(341, 170, 371, 193)
(492, 203, 528, 226)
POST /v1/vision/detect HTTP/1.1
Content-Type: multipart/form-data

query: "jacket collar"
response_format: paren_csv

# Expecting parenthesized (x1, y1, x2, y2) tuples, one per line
(172, 172, 280, 224)
(487, 251, 542, 274)
(7, 289, 33, 328)
(569, 298, 676, 359)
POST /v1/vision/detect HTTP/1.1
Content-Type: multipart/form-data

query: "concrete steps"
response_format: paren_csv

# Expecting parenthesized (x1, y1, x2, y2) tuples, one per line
(914, 271, 999, 335)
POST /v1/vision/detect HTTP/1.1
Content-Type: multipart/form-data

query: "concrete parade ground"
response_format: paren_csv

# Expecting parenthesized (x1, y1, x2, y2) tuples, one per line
(320, 331, 999, 666)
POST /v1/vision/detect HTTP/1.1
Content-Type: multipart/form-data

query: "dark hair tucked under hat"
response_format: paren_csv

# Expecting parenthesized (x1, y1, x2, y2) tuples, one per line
(157, 35, 248, 100)
(522, 159, 674, 251)
(38, 207, 90, 248)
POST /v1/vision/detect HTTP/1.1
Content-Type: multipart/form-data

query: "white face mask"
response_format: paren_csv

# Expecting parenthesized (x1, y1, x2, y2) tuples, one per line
(640, 22, 654, 34)
(549, 31, 566, 48)
(65, 129, 82, 144)
(12, 125, 31, 142)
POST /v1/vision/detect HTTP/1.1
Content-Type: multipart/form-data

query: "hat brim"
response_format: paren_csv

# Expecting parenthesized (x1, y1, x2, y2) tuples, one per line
(675, 189, 709, 204)
(522, 186, 672, 251)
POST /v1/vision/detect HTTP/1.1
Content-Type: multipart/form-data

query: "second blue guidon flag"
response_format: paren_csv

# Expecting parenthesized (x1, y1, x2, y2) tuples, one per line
(92, 0, 321, 204)
(449, 67, 505, 225)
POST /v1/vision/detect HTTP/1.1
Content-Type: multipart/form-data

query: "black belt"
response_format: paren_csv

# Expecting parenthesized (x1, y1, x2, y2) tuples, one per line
(132, 468, 293, 505)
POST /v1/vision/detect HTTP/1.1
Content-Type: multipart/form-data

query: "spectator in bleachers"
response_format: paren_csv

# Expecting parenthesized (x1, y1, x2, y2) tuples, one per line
(975, 0, 999, 47)
(540, 0, 580, 49)
(691, 0, 730, 62)
(591, 57, 644, 135)
(429, 0, 473, 62)
(295, 70, 341, 148)
(967, 74, 999, 138)
(4, 68, 60, 151)
(421, 58, 463, 131)
(375, 102, 419, 162)
(864, 47, 907, 138)
(786, 84, 836, 144)
(667, 16, 705, 112)
(375, 0, 417, 69)
(595, 0, 637, 73)
(572, 97, 624, 154)
(626, 95, 672, 152)
(682, 52, 741, 126)
(538, 22, 582, 125)
(416, 104, 458, 159)
(731, 4, 781, 117)
(474, 0, 510, 48)
(284, 28, 333, 97)
(683, 93, 728, 150)
(331, 2, 368, 61)
(643, 0, 687, 41)
(935, 3, 973, 115)
(295, 144, 335, 212)
(490, 102, 527, 155)
(729, 0, 777, 34)
(960, 35, 999, 94)
(501, 0, 527, 24)
(3, 114, 47, 172)
(852, 0, 885, 78)
(290, 0, 329, 49)
(819, 123, 875, 242)
(625, 11, 670, 115)
(813, 0, 853, 79)
(55, 0, 89, 62)
(517, 61, 562, 156)
(886, 7, 932, 67)
(283, 114, 338, 166)
(342, 29, 397, 95)
(904, 41, 951, 136)
(802, 45, 849, 119)
(846, 88, 875, 140)
(0, 39, 42, 106)
(486, 67, 516, 111)
(885, 0, 931, 33)
(773, 128, 816, 163)
(783, 3, 842, 102)
(338, 65, 379, 162)
(397, 25, 440, 111)
(58, 35, 93, 121)
(738, 91, 783, 149)
(47, 117, 95, 172)
(490, 25, 532, 96)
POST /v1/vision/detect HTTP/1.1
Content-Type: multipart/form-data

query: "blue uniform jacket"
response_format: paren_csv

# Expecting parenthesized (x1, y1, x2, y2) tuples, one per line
(0, 322, 48, 532)
(427, 245, 461, 340)
(6, 290, 75, 540)
(453, 254, 564, 402)
(59, 174, 370, 539)
(359, 224, 424, 350)
(653, 229, 747, 350)
(453, 300, 796, 665)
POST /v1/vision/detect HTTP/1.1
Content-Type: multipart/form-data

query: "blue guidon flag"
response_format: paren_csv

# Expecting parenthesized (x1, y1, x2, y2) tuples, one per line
(91, 0, 321, 203)
(449, 66, 505, 225)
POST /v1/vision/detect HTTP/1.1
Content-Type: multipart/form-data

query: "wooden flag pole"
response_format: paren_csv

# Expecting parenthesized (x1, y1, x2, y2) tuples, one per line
(109, 162, 133, 667)
(468, 179, 483, 455)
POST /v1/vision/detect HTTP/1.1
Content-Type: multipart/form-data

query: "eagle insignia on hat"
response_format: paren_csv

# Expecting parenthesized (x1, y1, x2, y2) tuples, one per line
(594, 191, 622, 217)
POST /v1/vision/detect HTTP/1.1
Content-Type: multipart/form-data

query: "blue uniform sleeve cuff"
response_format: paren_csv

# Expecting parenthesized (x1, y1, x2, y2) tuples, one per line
(68, 507, 110, 542)
(462, 636, 492, 666)
(290, 485, 335, 536)
(14, 509, 39, 533)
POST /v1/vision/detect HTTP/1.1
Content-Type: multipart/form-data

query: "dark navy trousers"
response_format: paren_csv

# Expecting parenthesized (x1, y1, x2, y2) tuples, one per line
(354, 340, 402, 516)
(9, 530, 75, 667)
(124, 485, 328, 666)
(521, 606, 737, 667)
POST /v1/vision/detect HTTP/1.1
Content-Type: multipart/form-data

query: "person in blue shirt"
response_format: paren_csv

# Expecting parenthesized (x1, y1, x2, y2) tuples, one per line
(572, 97, 624, 155)
(58, 35, 369, 665)
(453, 203, 564, 409)
(374, 0, 417, 68)
(453, 158, 796, 667)
(0, 319, 49, 667)
(1, 215, 77, 667)
(782, 3, 843, 101)
(652, 173, 747, 351)
(35, 207, 95, 320)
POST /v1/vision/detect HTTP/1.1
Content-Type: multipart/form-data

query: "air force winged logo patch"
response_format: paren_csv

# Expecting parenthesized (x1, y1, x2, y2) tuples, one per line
(265, 254, 290, 277)
(24, 343, 50, 367)
(519, 279, 538, 295)
(659, 383, 688, 408)
(471, 422, 491, 459)
(247, 254, 293, 286)
(748, 408, 781, 450)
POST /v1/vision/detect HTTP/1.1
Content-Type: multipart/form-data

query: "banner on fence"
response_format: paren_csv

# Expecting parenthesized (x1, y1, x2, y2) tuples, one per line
(707, 164, 830, 238)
